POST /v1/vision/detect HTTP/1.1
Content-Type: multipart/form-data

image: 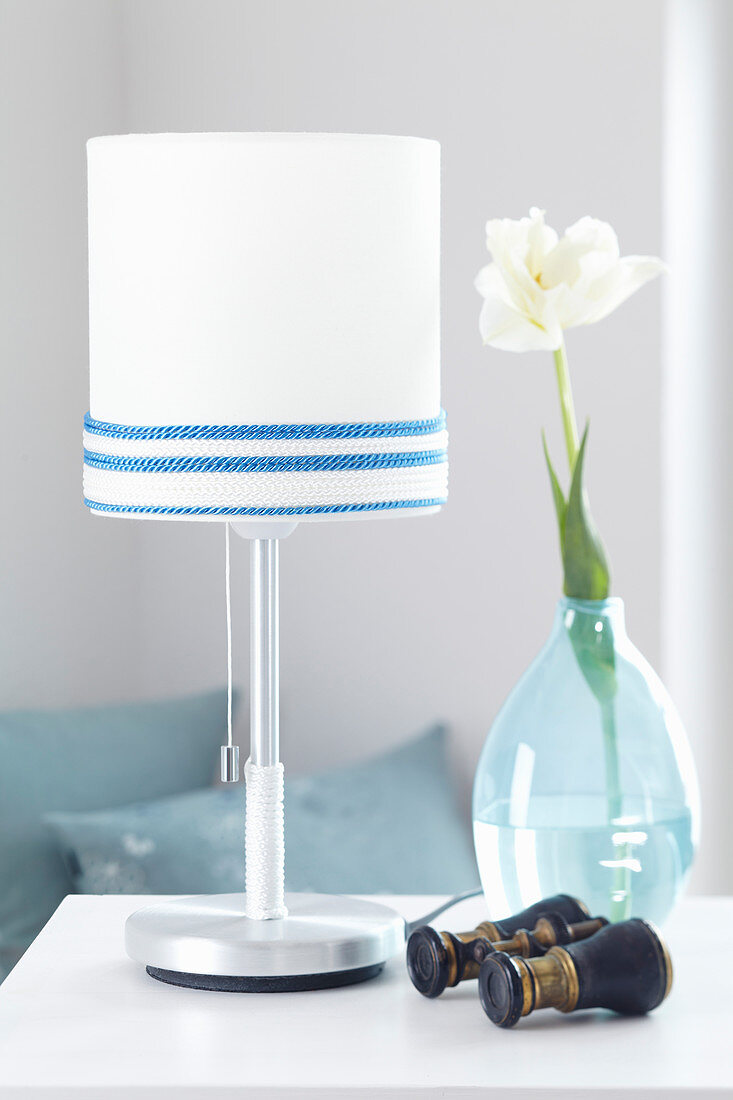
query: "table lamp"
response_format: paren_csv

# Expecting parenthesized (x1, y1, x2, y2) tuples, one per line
(83, 133, 447, 991)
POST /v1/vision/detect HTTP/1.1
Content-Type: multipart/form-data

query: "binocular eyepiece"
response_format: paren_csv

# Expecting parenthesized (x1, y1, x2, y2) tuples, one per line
(407, 893, 597, 998)
(478, 918, 672, 1028)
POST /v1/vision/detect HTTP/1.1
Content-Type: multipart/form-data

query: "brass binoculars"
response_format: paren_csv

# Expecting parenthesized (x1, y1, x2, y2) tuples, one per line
(407, 893, 598, 998)
(406, 894, 673, 1028)
(478, 917, 672, 1028)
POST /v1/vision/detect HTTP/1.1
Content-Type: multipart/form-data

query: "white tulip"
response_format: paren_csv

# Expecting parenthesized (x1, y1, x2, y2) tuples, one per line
(475, 207, 666, 352)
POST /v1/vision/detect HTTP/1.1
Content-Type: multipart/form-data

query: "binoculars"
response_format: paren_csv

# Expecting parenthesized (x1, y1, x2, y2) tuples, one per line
(406, 894, 672, 1028)
(407, 893, 600, 998)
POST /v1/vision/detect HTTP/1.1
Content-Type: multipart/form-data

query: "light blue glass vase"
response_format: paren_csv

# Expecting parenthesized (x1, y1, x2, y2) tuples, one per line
(472, 597, 699, 926)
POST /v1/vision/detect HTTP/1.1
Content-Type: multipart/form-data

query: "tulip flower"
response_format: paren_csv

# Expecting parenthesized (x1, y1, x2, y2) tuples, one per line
(476, 208, 665, 600)
(475, 207, 665, 354)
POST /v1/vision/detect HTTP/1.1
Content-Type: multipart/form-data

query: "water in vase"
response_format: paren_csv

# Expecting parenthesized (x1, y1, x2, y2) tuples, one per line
(472, 598, 699, 927)
(474, 796, 694, 926)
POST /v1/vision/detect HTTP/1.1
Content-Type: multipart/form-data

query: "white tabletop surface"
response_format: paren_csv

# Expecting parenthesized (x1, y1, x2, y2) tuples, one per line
(0, 893, 729, 1099)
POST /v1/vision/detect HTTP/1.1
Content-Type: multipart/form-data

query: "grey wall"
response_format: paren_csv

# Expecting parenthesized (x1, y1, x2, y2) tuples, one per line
(0, 1, 665, 822)
(0, 1, 143, 706)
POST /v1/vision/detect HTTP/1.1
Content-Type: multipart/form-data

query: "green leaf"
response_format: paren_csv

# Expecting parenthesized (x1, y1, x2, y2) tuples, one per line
(542, 422, 617, 705)
(542, 431, 567, 552)
(567, 607, 617, 705)
(562, 424, 611, 601)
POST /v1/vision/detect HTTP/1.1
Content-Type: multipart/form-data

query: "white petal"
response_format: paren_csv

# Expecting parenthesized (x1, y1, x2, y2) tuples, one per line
(502, 247, 546, 313)
(485, 211, 536, 249)
(485, 210, 557, 297)
(543, 281, 600, 328)
(478, 294, 561, 352)
(474, 262, 506, 300)
(526, 208, 558, 279)
(578, 255, 667, 324)
(484, 209, 551, 264)
(539, 239, 587, 289)
(477, 252, 549, 334)
(540, 217, 619, 290)
(563, 215, 620, 258)
(476, 209, 663, 347)
(484, 215, 528, 265)
(531, 288, 566, 347)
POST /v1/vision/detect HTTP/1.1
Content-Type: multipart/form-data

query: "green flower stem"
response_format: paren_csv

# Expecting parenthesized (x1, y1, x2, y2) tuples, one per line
(550, 337, 628, 917)
(553, 340, 580, 473)
(600, 699, 622, 821)
(601, 698, 632, 921)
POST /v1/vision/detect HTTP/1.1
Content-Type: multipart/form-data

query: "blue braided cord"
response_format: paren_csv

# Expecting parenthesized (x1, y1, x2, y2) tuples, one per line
(83, 497, 446, 517)
(83, 410, 446, 441)
(83, 448, 446, 474)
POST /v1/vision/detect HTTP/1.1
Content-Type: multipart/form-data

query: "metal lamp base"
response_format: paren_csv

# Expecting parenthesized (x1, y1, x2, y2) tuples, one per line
(125, 892, 406, 993)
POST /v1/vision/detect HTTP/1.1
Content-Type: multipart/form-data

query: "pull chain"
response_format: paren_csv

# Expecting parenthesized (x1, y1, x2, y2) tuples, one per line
(220, 523, 239, 782)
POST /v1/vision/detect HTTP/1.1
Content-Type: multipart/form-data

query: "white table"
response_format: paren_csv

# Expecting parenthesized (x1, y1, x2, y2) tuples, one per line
(0, 894, 729, 1098)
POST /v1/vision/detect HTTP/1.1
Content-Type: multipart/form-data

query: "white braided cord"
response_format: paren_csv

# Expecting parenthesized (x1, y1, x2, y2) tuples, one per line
(84, 428, 448, 460)
(245, 759, 287, 921)
(84, 461, 448, 510)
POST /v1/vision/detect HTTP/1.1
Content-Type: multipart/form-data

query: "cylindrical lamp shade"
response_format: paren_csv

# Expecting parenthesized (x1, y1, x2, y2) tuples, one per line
(83, 133, 446, 521)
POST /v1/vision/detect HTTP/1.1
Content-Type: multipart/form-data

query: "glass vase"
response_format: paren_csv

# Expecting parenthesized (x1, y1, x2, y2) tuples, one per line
(472, 597, 699, 926)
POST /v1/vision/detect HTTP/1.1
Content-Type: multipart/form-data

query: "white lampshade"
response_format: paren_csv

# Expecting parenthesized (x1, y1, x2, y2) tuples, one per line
(83, 133, 446, 521)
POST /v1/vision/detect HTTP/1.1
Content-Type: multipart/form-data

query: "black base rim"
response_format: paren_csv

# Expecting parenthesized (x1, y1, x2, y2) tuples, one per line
(145, 962, 384, 993)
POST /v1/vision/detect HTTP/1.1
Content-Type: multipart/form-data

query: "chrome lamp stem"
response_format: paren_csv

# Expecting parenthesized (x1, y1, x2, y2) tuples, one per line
(250, 538, 280, 768)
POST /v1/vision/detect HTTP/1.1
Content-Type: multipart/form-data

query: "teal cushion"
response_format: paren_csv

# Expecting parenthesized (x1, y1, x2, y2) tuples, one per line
(46, 725, 478, 898)
(0, 689, 229, 979)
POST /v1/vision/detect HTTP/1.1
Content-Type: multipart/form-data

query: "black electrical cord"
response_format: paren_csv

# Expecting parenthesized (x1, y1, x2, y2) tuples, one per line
(405, 888, 483, 936)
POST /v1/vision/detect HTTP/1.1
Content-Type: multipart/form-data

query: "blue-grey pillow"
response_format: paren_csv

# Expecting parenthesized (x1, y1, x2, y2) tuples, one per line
(46, 725, 478, 898)
(0, 689, 229, 980)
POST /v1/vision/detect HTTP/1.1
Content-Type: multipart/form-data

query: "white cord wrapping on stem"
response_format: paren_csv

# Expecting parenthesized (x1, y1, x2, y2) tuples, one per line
(245, 758, 287, 920)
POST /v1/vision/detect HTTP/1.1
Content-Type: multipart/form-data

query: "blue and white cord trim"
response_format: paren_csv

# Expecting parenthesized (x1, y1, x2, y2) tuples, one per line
(83, 412, 448, 517)
(84, 410, 446, 441)
(83, 449, 445, 475)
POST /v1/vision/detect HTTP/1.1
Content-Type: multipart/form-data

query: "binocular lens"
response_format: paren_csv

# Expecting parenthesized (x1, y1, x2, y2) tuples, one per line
(478, 953, 526, 1028)
(405, 927, 447, 998)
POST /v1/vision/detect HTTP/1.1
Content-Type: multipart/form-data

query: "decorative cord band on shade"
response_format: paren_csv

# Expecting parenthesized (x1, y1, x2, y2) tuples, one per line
(84, 498, 446, 517)
(84, 410, 446, 441)
(83, 449, 445, 474)
(83, 411, 448, 518)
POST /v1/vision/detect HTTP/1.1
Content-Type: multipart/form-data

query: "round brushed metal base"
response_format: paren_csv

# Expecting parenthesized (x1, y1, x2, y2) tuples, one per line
(125, 893, 406, 991)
